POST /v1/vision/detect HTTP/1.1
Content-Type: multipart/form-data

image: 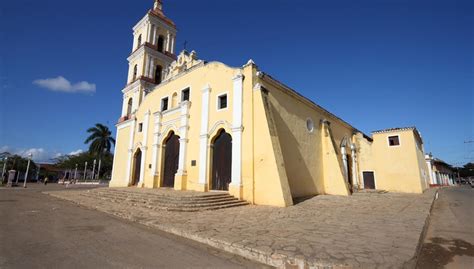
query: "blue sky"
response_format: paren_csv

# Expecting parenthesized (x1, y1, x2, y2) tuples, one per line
(0, 0, 473, 165)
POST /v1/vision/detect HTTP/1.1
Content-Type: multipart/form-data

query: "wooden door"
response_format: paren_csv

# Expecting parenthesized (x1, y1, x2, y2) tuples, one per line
(133, 150, 142, 186)
(211, 131, 232, 191)
(162, 133, 180, 188)
(363, 171, 375, 189)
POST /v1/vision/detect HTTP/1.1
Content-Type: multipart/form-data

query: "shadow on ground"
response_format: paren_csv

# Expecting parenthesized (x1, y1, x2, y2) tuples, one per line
(417, 237, 474, 268)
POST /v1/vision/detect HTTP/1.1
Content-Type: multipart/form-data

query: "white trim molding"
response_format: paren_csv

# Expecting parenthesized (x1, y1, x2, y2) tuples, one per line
(137, 111, 151, 186)
(216, 92, 229, 111)
(230, 73, 244, 187)
(350, 143, 359, 190)
(151, 112, 163, 176)
(198, 84, 212, 185)
(125, 119, 137, 185)
(176, 101, 191, 176)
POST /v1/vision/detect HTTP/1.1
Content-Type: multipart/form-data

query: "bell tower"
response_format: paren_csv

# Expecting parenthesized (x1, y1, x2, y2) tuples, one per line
(119, 0, 177, 121)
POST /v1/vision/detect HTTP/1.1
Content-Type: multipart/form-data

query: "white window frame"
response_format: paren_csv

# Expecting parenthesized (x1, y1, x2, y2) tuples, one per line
(216, 92, 229, 111)
(387, 134, 401, 147)
(161, 96, 170, 112)
(181, 86, 191, 102)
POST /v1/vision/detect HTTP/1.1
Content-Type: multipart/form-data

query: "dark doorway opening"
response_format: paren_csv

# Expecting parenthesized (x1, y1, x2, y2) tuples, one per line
(363, 171, 376, 189)
(211, 130, 232, 191)
(162, 132, 180, 188)
(132, 149, 142, 186)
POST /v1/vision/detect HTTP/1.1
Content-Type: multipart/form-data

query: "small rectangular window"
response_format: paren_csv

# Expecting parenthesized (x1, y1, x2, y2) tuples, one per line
(181, 88, 190, 102)
(388, 135, 400, 146)
(138, 123, 143, 132)
(161, 97, 169, 111)
(218, 94, 227, 110)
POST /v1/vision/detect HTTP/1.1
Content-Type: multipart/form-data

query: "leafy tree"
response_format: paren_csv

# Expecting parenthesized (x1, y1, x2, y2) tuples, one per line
(0, 152, 38, 182)
(54, 151, 114, 180)
(84, 123, 115, 179)
(455, 162, 474, 178)
(84, 123, 115, 155)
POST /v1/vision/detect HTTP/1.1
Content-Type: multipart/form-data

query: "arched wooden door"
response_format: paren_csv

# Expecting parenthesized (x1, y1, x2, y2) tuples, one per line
(162, 132, 180, 188)
(211, 130, 232, 191)
(132, 149, 142, 186)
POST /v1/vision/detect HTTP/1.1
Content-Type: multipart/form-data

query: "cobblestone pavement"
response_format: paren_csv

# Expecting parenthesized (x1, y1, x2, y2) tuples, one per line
(46, 188, 437, 268)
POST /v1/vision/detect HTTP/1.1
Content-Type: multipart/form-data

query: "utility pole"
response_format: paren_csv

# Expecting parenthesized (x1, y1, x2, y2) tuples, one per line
(36, 164, 41, 183)
(83, 161, 88, 181)
(74, 164, 78, 183)
(23, 154, 32, 188)
(1, 157, 7, 182)
(92, 159, 96, 181)
(96, 159, 102, 180)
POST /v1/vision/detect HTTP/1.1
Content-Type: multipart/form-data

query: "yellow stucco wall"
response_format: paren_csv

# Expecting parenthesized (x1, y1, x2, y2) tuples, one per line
(370, 130, 428, 193)
(110, 56, 430, 206)
(110, 125, 132, 187)
(257, 77, 354, 198)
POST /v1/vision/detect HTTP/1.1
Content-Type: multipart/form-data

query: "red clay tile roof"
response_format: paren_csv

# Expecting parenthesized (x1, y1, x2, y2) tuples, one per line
(372, 127, 417, 134)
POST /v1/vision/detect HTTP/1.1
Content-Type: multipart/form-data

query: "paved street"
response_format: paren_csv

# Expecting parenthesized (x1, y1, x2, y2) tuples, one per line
(0, 184, 268, 269)
(417, 186, 474, 269)
(47, 186, 437, 268)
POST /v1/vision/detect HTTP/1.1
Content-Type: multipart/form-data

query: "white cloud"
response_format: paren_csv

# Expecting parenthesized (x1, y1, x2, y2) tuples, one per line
(68, 149, 83, 156)
(0, 146, 61, 162)
(33, 76, 96, 94)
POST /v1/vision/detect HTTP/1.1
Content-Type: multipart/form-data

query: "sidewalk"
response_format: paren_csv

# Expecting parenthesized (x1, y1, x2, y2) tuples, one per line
(46, 188, 437, 268)
(417, 186, 474, 268)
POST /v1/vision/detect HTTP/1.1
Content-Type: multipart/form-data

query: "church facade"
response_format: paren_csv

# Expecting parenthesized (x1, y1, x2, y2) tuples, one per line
(110, 1, 430, 206)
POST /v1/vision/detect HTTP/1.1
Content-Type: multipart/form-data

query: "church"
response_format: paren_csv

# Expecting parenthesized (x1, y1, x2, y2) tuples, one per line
(110, 1, 431, 206)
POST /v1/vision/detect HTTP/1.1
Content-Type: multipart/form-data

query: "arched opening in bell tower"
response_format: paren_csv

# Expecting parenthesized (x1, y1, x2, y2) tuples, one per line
(155, 65, 163, 84)
(127, 98, 133, 116)
(133, 65, 138, 81)
(137, 34, 142, 49)
(157, 35, 165, 52)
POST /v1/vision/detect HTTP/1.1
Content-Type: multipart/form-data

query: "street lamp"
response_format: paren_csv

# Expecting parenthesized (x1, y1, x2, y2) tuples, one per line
(23, 153, 32, 188)
(92, 159, 97, 181)
(83, 161, 88, 182)
(97, 159, 102, 181)
(1, 157, 7, 183)
(74, 164, 78, 183)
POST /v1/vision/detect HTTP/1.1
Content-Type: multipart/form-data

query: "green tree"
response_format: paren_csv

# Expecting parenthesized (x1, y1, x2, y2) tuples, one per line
(84, 123, 115, 180)
(84, 123, 116, 155)
(0, 152, 38, 183)
(54, 151, 114, 180)
(456, 162, 474, 178)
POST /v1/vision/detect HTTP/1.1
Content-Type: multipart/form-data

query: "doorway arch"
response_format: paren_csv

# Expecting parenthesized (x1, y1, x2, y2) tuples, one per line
(162, 131, 180, 188)
(211, 129, 232, 191)
(132, 149, 142, 186)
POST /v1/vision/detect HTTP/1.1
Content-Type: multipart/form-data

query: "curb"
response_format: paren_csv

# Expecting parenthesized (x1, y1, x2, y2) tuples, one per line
(407, 189, 439, 269)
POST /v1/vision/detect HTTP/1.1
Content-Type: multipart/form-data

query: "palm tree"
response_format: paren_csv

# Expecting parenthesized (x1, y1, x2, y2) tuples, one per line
(84, 123, 115, 179)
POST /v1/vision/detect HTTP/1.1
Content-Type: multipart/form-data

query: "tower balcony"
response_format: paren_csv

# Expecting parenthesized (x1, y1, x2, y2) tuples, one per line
(126, 75, 160, 87)
(130, 42, 176, 61)
(117, 114, 136, 124)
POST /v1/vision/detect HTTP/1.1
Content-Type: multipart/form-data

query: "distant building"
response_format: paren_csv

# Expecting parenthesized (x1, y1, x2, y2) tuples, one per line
(110, 1, 432, 206)
(357, 127, 430, 193)
(425, 155, 456, 186)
